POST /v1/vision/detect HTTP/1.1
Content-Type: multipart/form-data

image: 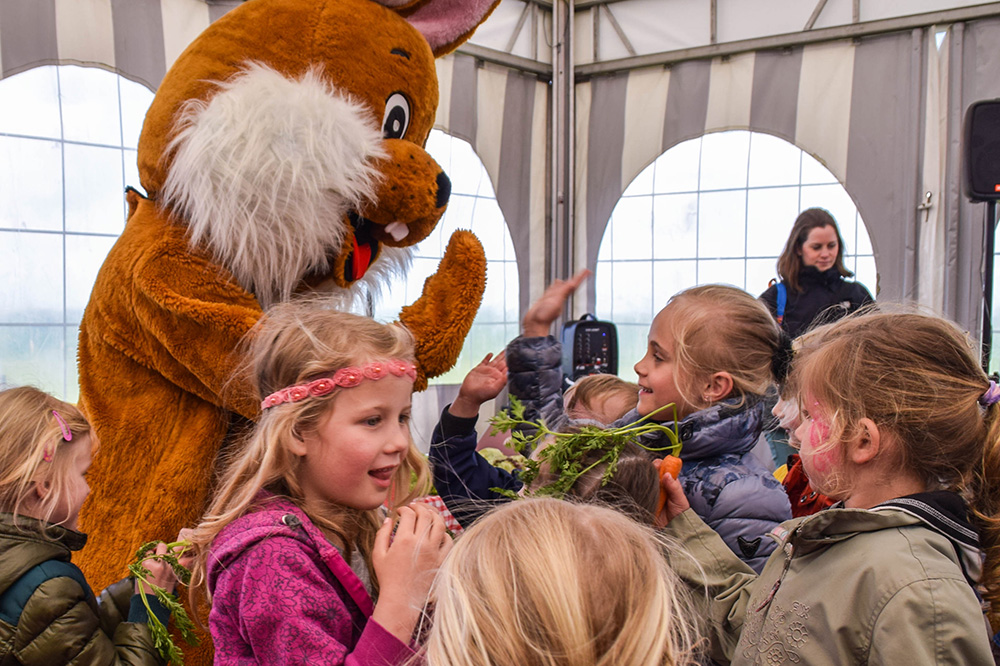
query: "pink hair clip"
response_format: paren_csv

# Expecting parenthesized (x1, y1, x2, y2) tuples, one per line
(260, 359, 418, 410)
(44, 410, 73, 462)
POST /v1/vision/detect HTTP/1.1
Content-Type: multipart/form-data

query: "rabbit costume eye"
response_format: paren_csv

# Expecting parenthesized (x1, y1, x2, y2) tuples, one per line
(383, 93, 410, 139)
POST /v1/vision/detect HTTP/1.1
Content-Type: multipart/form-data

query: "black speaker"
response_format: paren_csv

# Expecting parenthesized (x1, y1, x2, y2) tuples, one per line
(964, 100, 1000, 201)
(561, 314, 618, 381)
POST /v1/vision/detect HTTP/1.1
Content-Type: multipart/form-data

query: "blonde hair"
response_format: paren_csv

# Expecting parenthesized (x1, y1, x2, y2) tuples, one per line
(564, 374, 639, 424)
(188, 302, 430, 616)
(423, 498, 701, 666)
(791, 309, 1000, 627)
(663, 284, 781, 407)
(0, 386, 92, 531)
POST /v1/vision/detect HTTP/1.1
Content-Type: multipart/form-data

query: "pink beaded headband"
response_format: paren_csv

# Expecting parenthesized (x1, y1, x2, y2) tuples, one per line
(260, 359, 417, 410)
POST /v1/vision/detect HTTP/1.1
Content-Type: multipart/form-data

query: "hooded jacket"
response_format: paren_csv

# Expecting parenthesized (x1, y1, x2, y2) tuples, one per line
(759, 265, 873, 338)
(206, 494, 413, 666)
(496, 335, 790, 571)
(0, 513, 164, 666)
(664, 491, 993, 665)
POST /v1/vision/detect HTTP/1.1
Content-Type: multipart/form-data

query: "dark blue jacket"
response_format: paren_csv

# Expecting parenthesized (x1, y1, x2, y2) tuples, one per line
(429, 408, 521, 528)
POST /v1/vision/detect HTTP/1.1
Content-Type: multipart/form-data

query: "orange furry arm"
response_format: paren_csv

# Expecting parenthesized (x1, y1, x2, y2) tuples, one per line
(399, 230, 486, 390)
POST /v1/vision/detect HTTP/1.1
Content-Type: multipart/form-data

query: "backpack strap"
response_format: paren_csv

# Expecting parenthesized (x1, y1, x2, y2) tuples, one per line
(775, 282, 787, 325)
(0, 560, 92, 625)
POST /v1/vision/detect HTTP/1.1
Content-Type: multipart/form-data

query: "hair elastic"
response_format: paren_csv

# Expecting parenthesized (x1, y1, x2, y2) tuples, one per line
(260, 359, 417, 410)
(44, 410, 73, 462)
(980, 380, 1000, 407)
(771, 329, 794, 385)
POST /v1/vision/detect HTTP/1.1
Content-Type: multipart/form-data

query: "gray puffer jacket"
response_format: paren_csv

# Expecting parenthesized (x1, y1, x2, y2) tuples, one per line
(507, 335, 791, 572)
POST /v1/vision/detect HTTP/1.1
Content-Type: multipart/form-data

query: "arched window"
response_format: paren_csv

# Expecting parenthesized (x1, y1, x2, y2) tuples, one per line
(374, 130, 520, 386)
(596, 130, 876, 381)
(0, 65, 154, 400)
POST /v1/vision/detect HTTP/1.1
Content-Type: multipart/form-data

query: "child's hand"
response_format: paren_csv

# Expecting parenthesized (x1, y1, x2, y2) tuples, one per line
(522, 269, 590, 337)
(175, 528, 196, 571)
(654, 465, 691, 528)
(449, 351, 507, 418)
(371, 503, 452, 643)
(134, 542, 179, 595)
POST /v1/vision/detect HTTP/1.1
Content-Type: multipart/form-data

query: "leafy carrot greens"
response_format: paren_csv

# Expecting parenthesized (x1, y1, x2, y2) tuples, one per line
(127, 540, 199, 666)
(488, 396, 682, 498)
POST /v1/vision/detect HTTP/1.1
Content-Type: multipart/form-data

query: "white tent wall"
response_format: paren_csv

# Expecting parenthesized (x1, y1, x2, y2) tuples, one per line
(0, 0, 551, 315)
(3, 0, 1000, 340)
(434, 55, 550, 315)
(573, 12, 1000, 339)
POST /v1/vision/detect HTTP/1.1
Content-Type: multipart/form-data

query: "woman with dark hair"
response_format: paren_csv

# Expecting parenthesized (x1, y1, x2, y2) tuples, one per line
(759, 207, 873, 338)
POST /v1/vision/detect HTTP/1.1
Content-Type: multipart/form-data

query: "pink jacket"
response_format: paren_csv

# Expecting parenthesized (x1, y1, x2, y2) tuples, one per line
(207, 493, 414, 665)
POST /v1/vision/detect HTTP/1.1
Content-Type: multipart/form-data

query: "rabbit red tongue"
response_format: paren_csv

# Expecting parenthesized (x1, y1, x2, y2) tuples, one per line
(350, 232, 372, 281)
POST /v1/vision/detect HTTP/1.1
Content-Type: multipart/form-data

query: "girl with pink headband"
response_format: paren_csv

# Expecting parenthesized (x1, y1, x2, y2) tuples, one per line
(186, 302, 449, 665)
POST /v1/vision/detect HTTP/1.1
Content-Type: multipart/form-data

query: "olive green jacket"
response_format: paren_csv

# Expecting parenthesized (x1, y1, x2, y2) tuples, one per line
(0, 514, 164, 666)
(665, 494, 993, 665)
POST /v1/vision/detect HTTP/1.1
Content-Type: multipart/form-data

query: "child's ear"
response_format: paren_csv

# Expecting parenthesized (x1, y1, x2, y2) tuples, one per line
(702, 371, 734, 403)
(287, 427, 310, 457)
(848, 418, 881, 465)
(32, 479, 51, 501)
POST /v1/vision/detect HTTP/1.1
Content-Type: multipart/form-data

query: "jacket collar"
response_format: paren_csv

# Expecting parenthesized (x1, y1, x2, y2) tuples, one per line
(786, 491, 982, 583)
(624, 396, 765, 460)
(0, 513, 87, 596)
(798, 265, 844, 288)
(207, 491, 375, 616)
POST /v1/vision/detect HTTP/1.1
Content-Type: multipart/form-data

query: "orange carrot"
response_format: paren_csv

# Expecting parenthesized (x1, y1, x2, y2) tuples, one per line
(655, 455, 683, 516)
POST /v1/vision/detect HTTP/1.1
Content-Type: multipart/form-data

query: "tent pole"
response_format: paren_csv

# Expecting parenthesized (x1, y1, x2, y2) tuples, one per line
(550, 0, 576, 322)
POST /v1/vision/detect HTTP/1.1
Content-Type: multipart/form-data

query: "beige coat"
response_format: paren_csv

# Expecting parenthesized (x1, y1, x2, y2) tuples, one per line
(665, 500, 993, 665)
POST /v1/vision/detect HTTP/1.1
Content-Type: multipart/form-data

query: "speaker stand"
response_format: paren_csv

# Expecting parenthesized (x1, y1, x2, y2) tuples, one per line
(983, 200, 997, 373)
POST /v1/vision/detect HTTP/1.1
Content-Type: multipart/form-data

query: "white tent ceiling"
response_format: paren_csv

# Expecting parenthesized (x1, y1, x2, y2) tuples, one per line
(468, 0, 1000, 69)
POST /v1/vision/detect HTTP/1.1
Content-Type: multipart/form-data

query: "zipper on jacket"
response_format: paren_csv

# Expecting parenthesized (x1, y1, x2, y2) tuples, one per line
(755, 540, 795, 612)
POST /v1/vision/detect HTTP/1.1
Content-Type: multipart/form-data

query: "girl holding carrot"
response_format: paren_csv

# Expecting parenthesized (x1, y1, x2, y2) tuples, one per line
(659, 310, 998, 664)
(0, 386, 182, 665)
(506, 273, 791, 572)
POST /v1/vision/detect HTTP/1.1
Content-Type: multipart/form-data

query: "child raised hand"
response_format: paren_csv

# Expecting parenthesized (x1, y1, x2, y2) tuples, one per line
(521, 269, 590, 337)
(429, 351, 517, 527)
(447, 352, 508, 419)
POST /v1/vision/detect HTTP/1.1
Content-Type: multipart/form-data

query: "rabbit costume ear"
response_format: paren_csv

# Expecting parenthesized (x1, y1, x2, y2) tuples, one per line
(375, 0, 500, 56)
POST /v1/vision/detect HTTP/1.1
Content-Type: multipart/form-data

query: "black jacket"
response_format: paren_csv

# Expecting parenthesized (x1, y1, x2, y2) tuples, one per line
(759, 266, 873, 338)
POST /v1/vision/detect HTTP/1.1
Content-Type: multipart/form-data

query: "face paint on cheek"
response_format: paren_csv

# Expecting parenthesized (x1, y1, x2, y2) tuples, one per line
(809, 419, 829, 449)
(807, 441, 838, 474)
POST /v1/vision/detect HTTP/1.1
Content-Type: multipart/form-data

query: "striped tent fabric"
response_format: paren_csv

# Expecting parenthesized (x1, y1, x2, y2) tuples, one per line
(0, 0, 550, 314)
(435, 54, 550, 312)
(3, 0, 1000, 336)
(0, 0, 241, 89)
(575, 18, 1000, 335)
